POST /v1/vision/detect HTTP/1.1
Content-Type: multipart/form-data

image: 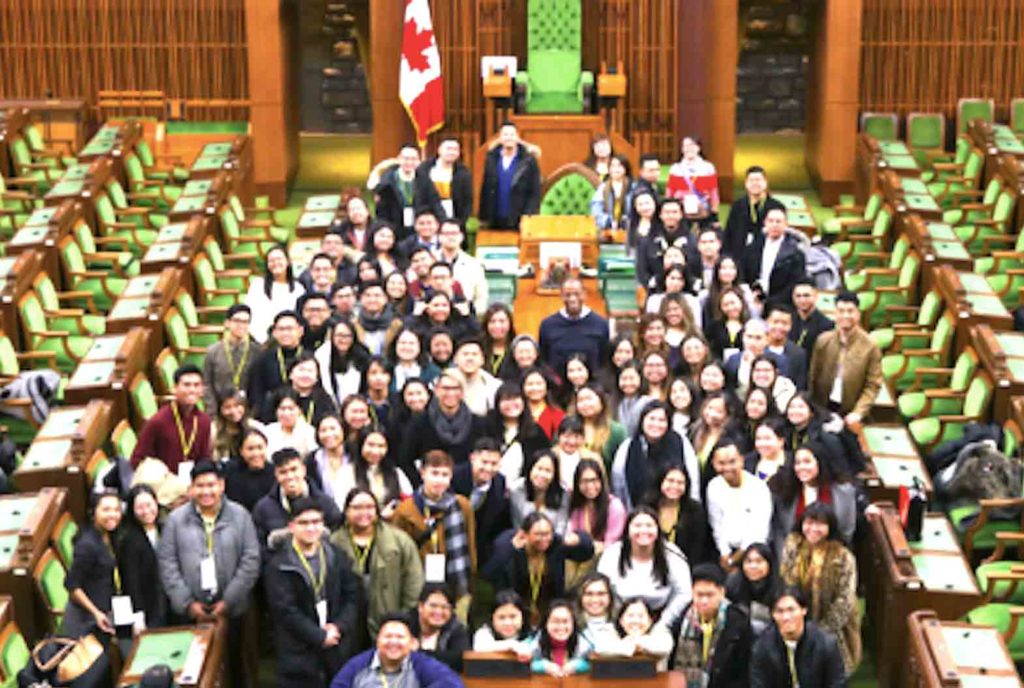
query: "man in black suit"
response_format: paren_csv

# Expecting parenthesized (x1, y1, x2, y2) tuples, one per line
(689, 226, 723, 290)
(452, 437, 510, 567)
(789, 277, 836, 357)
(723, 165, 785, 260)
(764, 304, 808, 390)
(743, 207, 806, 307)
(478, 122, 542, 230)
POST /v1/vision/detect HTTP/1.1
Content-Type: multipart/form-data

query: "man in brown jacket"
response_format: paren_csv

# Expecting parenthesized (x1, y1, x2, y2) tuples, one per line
(808, 291, 883, 427)
(393, 450, 476, 620)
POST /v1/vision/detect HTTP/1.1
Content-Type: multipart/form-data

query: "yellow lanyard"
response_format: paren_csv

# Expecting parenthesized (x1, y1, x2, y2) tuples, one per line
(528, 558, 545, 608)
(423, 505, 441, 553)
(661, 504, 679, 544)
(787, 643, 798, 685)
(352, 535, 374, 573)
(223, 335, 250, 387)
(171, 403, 198, 457)
(797, 327, 807, 347)
(105, 538, 122, 594)
(701, 619, 715, 663)
(305, 399, 316, 424)
(750, 198, 762, 224)
(202, 515, 216, 553)
(292, 538, 326, 598)
(277, 346, 303, 381)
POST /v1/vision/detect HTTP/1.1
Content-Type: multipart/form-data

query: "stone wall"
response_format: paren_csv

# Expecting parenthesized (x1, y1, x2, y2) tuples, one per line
(736, 1, 814, 134)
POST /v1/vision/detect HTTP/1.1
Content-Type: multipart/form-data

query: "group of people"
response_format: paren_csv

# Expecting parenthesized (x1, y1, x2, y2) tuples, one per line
(65, 129, 887, 688)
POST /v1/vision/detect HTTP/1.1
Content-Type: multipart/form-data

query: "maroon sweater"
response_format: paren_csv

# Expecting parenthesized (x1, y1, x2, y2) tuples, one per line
(130, 402, 212, 472)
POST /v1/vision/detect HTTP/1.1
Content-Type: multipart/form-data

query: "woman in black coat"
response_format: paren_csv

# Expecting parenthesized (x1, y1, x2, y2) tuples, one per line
(116, 485, 168, 630)
(64, 491, 122, 637)
(645, 464, 713, 566)
(414, 153, 473, 223)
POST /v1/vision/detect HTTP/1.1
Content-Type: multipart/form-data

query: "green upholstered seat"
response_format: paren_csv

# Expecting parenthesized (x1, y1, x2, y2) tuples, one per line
(136, 139, 190, 182)
(907, 112, 948, 169)
(33, 273, 106, 336)
(515, 0, 592, 114)
(18, 292, 92, 373)
(831, 205, 892, 263)
(859, 250, 920, 329)
(908, 373, 993, 448)
(897, 349, 977, 420)
(844, 236, 909, 292)
(35, 550, 68, 629)
(112, 421, 138, 459)
(192, 253, 245, 310)
(957, 97, 995, 133)
(174, 290, 224, 343)
(124, 152, 182, 209)
(540, 171, 599, 216)
(154, 349, 180, 396)
(946, 176, 1002, 229)
(54, 515, 77, 568)
(929, 146, 984, 209)
(130, 375, 159, 425)
(881, 311, 954, 390)
(163, 308, 208, 367)
(860, 112, 899, 141)
(976, 561, 1024, 605)
(822, 192, 882, 236)
(955, 189, 1015, 254)
(69, 220, 140, 277)
(59, 237, 127, 312)
(1, 626, 29, 687)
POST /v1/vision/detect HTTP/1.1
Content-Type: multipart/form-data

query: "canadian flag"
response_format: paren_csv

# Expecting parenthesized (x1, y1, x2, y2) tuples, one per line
(400, 0, 445, 145)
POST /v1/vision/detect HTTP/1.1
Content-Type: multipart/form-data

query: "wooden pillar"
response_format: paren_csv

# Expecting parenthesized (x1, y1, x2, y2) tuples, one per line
(245, 0, 299, 205)
(805, 0, 862, 205)
(678, 0, 738, 202)
(370, 0, 415, 164)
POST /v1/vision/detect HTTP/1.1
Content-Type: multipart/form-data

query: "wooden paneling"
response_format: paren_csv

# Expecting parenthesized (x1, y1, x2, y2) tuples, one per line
(0, 0, 249, 121)
(861, 0, 1024, 122)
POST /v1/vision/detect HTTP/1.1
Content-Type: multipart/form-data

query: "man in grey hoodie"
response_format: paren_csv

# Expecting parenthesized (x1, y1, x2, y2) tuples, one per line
(158, 460, 261, 687)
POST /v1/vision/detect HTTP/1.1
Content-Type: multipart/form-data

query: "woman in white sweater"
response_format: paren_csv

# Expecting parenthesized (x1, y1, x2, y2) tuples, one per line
(597, 506, 692, 629)
(472, 590, 534, 653)
(244, 245, 305, 344)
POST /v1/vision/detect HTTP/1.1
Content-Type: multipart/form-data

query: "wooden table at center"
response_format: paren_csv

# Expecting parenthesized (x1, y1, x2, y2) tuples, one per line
(971, 324, 1024, 422)
(118, 623, 225, 688)
(858, 424, 934, 503)
(105, 268, 182, 358)
(906, 609, 1023, 687)
(864, 504, 982, 688)
(12, 400, 113, 522)
(933, 265, 1013, 352)
(63, 328, 150, 425)
(0, 488, 67, 642)
(519, 215, 599, 269)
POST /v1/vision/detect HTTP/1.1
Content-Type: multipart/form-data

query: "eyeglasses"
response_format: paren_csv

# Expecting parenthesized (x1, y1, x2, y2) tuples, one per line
(295, 518, 323, 527)
(229, 317, 251, 325)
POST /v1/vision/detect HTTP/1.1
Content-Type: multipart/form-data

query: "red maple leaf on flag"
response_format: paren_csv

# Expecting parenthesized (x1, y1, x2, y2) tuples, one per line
(403, 18, 434, 73)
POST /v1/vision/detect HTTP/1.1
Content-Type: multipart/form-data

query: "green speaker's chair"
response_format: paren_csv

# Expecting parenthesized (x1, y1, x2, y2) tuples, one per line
(514, 0, 593, 114)
(539, 163, 600, 216)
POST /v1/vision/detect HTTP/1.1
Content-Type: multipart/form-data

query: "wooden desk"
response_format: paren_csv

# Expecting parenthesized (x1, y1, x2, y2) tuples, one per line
(6, 201, 83, 286)
(0, 250, 44, 350)
(898, 216, 974, 294)
(968, 120, 1024, 185)
(864, 504, 982, 688)
(934, 266, 1014, 351)
(906, 610, 1022, 687)
(970, 324, 1024, 422)
(140, 216, 210, 294)
(12, 401, 113, 522)
(295, 193, 343, 239)
(118, 623, 225, 688)
(519, 215, 599, 268)
(464, 672, 685, 688)
(855, 134, 922, 203)
(859, 424, 933, 503)
(0, 99, 91, 152)
(42, 158, 114, 231)
(0, 488, 67, 642)
(190, 137, 253, 205)
(105, 268, 182, 358)
(881, 170, 944, 221)
(76, 121, 143, 186)
(63, 328, 150, 424)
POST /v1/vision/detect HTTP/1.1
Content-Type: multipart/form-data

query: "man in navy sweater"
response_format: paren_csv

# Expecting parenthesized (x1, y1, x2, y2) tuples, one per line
(539, 277, 609, 375)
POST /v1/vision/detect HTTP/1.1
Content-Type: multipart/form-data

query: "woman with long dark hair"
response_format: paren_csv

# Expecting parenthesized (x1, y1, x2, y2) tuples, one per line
(365, 223, 403, 277)
(557, 353, 593, 410)
(525, 599, 594, 676)
(211, 388, 264, 461)
(340, 425, 412, 520)
(315, 318, 369, 407)
(598, 334, 637, 393)
(304, 414, 349, 509)
(568, 459, 627, 558)
(482, 303, 517, 377)
(486, 381, 551, 481)
(386, 378, 431, 457)
(783, 392, 856, 473)
(388, 328, 441, 394)
(609, 361, 652, 436)
(611, 400, 699, 511)
(596, 506, 692, 628)
(572, 383, 627, 471)
(703, 286, 749, 361)
(509, 450, 570, 534)
(409, 290, 479, 342)
(224, 428, 276, 511)
(359, 356, 393, 427)
(117, 484, 168, 629)
(473, 590, 534, 652)
(522, 367, 565, 441)
(245, 244, 305, 344)
(64, 490, 123, 637)
(724, 542, 780, 636)
(644, 464, 711, 565)
(498, 334, 558, 384)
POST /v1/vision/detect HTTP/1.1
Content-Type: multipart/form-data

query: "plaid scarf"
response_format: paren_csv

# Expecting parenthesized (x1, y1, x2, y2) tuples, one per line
(674, 599, 731, 679)
(420, 491, 471, 597)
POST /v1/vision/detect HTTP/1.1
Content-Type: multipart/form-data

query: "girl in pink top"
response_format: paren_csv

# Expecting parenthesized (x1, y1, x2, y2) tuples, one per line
(568, 459, 627, 557)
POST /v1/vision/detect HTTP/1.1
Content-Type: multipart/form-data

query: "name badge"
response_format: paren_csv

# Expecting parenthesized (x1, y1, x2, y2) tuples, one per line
(316, 599, 328, 628)
(440, 200, 454, 218)
(177, 461, 195, 482)
(200, 555, 218, 593)
(111, 595, 135, 627)
(425, 553, 446, 583)
(403, 206, 415, 228)
(133, 611, 147, 634)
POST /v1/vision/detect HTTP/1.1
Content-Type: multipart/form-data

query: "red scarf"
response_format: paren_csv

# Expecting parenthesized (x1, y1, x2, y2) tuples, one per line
(795, 482, 832, 520)
(550, 637, 568, 667)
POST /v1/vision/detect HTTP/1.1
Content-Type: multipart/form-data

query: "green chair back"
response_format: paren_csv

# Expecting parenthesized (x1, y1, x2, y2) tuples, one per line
(124, 153, 146, 187)
(861, 112, 899, 141)
(155, 349, 179, 394)
(863, 193, 882, 221)
(32, 275, 60, 312)
(24, 124, 46, 153)
(193, 255, 219, 295)
(202, 238, 227, 271)
(130, 375, 159, 422)
(0, 334, 20, 376)
(175, 290, 200, 328)
(897, 252, 919, 289)
(55, 516, 77, 567)
(918, 291, 943, 326)
(1, 627, 29, 680)
(9, 137, 32, 170)
(136, 139, 156, 167)
(981, 177, 1003, 206)
(993, 190, 1015, 225)
(524, 0, 585, 113)
(962, 374, 993, 418)
(958, 97, 995, 133)
(908, 113, 945, 149)
(871, 207, 892, 239)
(228, 194, 246, 222)
(71, 220, 98, 254)
(950, 351, 978, 390)
(113, 421, 138, 458)
(105, 179, 129, 209)
(540, 173, 597, 215)
(890, 236, 910, 268)
(94, 193, 117, 228)
(60, 237, 88, 276)
(18, 293, 48, 343)
(37, 552, 68, 615)
(164, 308, 192, 351)
(1012, 98, 1024, 136)
(931, 313, 954, 352)
(962, 149, 984, 185)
